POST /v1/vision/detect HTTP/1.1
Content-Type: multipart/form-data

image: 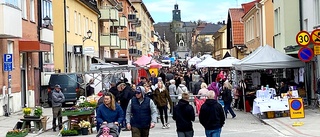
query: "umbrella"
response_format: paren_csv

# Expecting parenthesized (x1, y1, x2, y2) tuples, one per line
(134, 55, 152, 66)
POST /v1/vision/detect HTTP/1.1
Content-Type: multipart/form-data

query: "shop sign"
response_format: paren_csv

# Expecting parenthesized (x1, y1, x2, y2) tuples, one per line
(288, 98, 305, 119)
(314, 45, 320, 55)
(298, 47, 314, 62)
(296, 31, 311, 47)
(311, 29, 320, 44)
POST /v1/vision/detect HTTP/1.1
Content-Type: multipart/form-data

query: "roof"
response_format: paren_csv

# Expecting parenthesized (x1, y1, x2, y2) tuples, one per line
(131, 0, 155, 23)
(228, 8, 244, 22)
(242, 0, 260, 14)
(199, 23, 223, 35)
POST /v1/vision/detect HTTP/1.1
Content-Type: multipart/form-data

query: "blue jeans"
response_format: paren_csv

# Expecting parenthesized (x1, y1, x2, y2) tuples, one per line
(205, 128, 222, 137)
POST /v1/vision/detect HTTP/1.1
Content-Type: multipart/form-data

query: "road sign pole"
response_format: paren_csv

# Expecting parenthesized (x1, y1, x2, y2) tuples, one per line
(5, 72, 11, 117)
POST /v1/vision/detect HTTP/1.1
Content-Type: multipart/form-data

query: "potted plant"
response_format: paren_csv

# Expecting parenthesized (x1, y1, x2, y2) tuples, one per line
(78, 120, 91, 135)
(60, 130, 78, 136)
(6, 129, 28, 137)
(34, 106, 43, 117)
(22, 108, 31, 116)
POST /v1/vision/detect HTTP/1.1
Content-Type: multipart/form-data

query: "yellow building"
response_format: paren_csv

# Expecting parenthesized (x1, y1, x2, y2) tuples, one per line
(53, 0, 99, 72)
(131, 0, 155, 56)
(213, 25, 230, 60)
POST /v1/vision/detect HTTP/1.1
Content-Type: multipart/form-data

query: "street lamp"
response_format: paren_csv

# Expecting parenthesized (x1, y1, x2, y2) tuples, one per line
(43, 16, 51, 28)
(83, 30, 92, 42)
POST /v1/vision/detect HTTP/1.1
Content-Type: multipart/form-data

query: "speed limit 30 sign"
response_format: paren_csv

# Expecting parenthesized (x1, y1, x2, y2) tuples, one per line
(296, 31, 311, 47)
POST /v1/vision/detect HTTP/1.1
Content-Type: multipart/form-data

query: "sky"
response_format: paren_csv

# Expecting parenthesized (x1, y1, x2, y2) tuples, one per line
(143, 0, 254, 23)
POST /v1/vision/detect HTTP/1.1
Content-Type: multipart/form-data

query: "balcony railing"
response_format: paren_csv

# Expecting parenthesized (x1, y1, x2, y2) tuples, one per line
(112, 16, 127, 27)
(136, 33, 141, 42)
(100, 6, 119, 21)
(40, 28, 54, 44)
(129, 49, 142, 56)
(100, 33, 120, 47)
(110, 38, 127, 50)
(129, 31, 137, 40)
(135, 19, 141, 27)
(0, 3, 22, 38)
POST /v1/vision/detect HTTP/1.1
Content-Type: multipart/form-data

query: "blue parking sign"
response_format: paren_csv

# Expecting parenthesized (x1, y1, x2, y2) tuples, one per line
(3, 54, 13, 71)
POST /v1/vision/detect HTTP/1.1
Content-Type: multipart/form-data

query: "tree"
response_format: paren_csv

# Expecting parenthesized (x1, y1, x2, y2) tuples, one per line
(192, 36, 214, 55)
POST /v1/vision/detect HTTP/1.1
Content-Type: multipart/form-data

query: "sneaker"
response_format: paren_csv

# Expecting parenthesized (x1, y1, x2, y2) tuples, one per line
(52, 128, 56, 132)
(162, 125, 167, 129)
(165, 123, 170, 128)
(232, 115, 236, 118)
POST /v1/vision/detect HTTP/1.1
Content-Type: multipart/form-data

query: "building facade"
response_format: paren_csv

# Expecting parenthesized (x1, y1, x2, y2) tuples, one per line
(53, 0, 99, 73)
(260, 0, 274, 47)
(213, 25, 229, 60)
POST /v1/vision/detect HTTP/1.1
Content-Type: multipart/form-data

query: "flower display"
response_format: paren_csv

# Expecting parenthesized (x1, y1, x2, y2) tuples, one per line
(78, 120, 91, 128)
(23, 108, 32, 115)
(34, 106, 43, 117)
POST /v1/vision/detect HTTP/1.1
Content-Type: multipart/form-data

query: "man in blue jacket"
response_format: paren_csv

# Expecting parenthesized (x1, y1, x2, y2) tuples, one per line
(51, 84, 65, 132)
(199, 91, 225, 137)
(126, 86, 158, 137)
(173, 92, 195, 137)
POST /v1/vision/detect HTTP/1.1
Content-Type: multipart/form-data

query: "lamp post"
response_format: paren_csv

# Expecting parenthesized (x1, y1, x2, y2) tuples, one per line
(80, 30, 92, 73)
(43, 16, 51, 28)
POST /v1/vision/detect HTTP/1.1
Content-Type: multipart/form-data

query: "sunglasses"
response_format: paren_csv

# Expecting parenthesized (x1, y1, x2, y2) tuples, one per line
(135, 92, 141, 94)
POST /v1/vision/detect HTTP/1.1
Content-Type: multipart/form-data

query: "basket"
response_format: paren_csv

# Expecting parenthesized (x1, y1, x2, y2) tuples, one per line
(266, 111, 275, 119)
(41, 116, 48, 131)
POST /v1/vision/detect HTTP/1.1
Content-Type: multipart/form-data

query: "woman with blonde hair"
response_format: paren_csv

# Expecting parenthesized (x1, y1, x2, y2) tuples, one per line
(153, 82, 173, 129)
(221, 81, 236, 118)
(96, 92, 124, 132)
(198, 83, 209, 99)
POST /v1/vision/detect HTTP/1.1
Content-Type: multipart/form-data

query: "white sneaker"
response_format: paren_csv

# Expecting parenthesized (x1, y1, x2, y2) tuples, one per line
(166, 123, 170, 128)
(162, 125, 167, 129)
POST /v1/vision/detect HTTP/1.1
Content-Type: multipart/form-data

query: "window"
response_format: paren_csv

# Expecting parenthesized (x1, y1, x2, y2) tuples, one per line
(21, 0, 27, 19)
(274, 8, 280, 34)
(66, 6, 70, 31)
(78, 13, 81, 35)
(90, 20, 93, 39)
(42, 0, 53, 25)
(30, 0, 35, 22)
(256, 12, 259, 37)
(86, 17, 88, 34)
(315, 0, 320, 25)
(83, 15, 86, 35)
(4, 0, 19, 7)
(7, 40, 14, 68)
(74, 11, 77, 34)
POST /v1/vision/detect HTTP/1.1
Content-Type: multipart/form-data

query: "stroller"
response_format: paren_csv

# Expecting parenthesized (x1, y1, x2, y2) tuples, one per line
(96, 123, 119, 137)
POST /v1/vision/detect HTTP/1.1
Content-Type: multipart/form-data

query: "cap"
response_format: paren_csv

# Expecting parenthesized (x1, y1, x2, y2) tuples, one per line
(135, 86, 145, 96)
(55, 84, 61, 89)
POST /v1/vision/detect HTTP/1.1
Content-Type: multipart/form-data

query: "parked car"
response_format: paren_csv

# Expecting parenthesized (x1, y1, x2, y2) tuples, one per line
(48, 73, 85, 106)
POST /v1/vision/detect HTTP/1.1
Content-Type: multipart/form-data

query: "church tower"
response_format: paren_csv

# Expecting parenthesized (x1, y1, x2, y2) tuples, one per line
(172, 4, 181, 21)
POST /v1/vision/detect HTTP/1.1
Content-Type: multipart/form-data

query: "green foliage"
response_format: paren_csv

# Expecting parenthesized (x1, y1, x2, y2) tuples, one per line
(34, 107, 43, 117)
(6, 129, 28, 137)
(61, 130, 78, 136)
(79, 101, 97, 108)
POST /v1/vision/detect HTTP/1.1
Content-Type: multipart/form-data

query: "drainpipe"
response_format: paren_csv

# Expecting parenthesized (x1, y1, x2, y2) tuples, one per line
(37, 0, 42, 107)
(64, 0, 68, 72)
(299, 0, 303, 31)
(255, 3, 263, 46)
(98, 14, 101, 59)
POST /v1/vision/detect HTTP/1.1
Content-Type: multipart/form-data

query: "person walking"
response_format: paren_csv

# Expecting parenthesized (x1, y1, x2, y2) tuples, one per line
(126, 86, 158, 137)
(96, 92, 124, 136)
(51, 84, 65, 132)
(117, 83, 134, 131)
(173, 93, 195, 137)
(199, 91, 225, 137)
(221, 81, 236, 118)
(153, 82, 172, 129)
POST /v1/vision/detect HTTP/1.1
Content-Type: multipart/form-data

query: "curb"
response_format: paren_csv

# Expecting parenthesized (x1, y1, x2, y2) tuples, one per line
(251, 113, 287, 136)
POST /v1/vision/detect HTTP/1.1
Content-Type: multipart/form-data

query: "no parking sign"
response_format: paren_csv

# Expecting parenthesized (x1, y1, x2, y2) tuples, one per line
(288, 98, 305, 119)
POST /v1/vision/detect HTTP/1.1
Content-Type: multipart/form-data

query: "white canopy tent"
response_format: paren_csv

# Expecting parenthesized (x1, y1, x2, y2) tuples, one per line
(233, 45, 305, 71)
(215, 57, 240, 68)
(188, 56, 202, 66)
(199, 54, 212, 60)
(196, 57, 219, 68)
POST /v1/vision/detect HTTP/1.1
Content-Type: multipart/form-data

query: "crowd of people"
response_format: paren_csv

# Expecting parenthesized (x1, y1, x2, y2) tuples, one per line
(51, 60, 241, 137)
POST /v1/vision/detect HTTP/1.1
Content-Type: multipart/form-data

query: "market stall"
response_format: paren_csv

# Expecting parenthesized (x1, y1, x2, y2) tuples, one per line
(232, 45, 305, 113)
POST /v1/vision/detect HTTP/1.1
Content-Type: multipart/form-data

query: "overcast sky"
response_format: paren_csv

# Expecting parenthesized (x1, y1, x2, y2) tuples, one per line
(143, 0, 254, 23)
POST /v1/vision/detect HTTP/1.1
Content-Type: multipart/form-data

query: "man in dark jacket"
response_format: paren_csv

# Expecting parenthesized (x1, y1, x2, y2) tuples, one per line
(199, 91, 225, 137)
(118, 83, 134, 131)
(173, 93, 195, 137)
(126, 86, 158, 137)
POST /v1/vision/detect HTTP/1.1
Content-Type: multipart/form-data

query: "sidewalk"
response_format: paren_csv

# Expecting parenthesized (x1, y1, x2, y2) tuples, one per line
(259, 108, 320, 137)
(0, 108, 67, 137)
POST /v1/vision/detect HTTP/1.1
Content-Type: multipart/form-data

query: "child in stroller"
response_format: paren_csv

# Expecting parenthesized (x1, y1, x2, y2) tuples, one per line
(96, 123, 119, 137)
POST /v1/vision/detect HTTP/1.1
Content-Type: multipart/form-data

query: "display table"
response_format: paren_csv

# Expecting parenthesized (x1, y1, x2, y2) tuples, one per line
(62, 110, 95, 134)
(252, 98, 289, 114)
(20, 117, 43, 133)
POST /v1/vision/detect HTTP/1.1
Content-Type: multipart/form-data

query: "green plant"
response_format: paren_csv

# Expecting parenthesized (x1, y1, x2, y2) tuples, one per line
(34, 107, 43, 117)
(60, 130, 78, 136)
(6, 129, 28, 137)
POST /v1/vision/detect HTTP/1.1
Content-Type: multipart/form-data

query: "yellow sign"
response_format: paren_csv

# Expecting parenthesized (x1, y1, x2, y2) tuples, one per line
(288, 98, 305, 119)
(311, 29, 320, 44)
(314, 45, 320, 55)
(148, 68, 158, 77)
(296, 31, 311, 47)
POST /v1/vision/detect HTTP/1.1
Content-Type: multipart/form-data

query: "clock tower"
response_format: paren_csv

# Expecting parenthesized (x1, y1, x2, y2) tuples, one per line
(172, 4, 181, 21)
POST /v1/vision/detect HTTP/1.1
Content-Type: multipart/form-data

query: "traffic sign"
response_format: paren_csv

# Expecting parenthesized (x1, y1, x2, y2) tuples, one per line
(289, 98, 305, 119)
(296, 31, 311, 47)
(311, 29, 320, 44)
(3, 54, 13, 71)
(314, 45, 320, 55)
(298, 47, 313, 62)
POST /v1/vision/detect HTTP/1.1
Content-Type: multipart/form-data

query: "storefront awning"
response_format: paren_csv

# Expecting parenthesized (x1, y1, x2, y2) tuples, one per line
(19, 40, 50, 52)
